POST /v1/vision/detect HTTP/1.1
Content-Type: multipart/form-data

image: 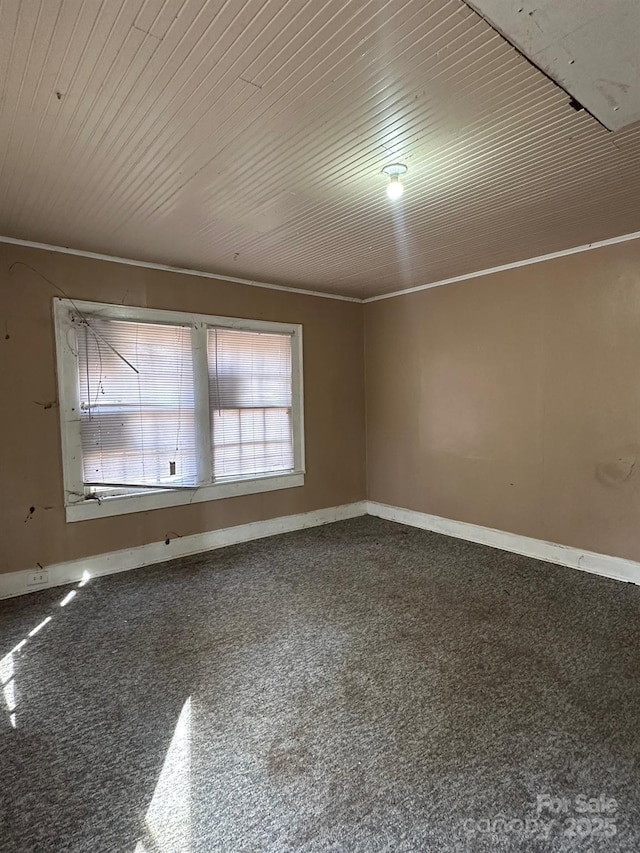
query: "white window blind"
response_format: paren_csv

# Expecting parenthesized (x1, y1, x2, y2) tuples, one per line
(207, 328, 294, 478)
(76, 316, 197, 489)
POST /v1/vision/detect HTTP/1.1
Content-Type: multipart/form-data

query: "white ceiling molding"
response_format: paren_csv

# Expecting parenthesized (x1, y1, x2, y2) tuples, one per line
(0, 235, 361, 303)
(364, 229, 640, 302)
(3, 229, 640, 306)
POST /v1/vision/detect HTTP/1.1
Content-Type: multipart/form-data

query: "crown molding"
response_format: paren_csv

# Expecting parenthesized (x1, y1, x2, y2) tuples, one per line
(3, 228, 640, 304)
(364, 230, 640, 302)
(0, 235, 361, 303)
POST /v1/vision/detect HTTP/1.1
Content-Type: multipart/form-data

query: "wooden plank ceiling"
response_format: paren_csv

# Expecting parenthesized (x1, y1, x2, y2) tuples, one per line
(1, 0, 639, 298)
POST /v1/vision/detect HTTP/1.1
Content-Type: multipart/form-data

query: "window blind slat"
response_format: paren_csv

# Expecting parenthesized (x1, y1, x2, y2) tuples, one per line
(77, 317, 197, 488)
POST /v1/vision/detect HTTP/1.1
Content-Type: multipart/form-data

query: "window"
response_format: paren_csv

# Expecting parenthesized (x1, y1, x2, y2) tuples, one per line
(54, 299, 304, 521)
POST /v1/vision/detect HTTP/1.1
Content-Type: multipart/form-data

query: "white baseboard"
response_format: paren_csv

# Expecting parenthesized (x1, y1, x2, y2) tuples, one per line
(366, 500, 640, 585)
(0, 501, 368, 601)
(5, 498, 638, 601)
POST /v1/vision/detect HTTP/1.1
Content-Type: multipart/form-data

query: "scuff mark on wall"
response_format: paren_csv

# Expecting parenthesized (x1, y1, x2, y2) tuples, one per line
(595, 445, 639, 486)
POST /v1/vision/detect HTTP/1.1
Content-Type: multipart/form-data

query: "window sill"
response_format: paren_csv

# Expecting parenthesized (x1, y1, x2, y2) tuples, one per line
(65, 471, 305, 522)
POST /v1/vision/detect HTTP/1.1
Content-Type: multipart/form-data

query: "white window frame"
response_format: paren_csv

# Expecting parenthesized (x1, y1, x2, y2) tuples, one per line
(53, 298, 305, 522)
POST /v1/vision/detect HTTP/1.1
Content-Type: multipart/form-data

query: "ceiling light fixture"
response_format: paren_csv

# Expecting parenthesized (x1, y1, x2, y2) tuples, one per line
(382, 163, 408, 200)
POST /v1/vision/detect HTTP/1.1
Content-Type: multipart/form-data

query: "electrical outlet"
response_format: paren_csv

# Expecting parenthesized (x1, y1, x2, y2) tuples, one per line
(27, 570, 48, 586)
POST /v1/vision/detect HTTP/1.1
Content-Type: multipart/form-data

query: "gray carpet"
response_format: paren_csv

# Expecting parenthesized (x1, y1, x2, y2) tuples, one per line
(1, 516, 639, 852)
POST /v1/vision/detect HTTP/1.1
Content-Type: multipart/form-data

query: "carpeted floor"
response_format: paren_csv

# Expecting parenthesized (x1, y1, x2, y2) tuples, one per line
(1, 516, 639, 852)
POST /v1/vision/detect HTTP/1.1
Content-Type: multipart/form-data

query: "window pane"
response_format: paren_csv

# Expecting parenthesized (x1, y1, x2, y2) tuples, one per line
(207, 328, 294, 478)
(77, 317, 197, 488)
(212, 408, 293, 477)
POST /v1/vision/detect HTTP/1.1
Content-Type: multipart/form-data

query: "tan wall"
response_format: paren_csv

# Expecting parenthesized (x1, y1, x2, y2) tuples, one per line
(5, 236, 640, 576)
(0, 244, 366, 574)
(365, 239, 640, 563)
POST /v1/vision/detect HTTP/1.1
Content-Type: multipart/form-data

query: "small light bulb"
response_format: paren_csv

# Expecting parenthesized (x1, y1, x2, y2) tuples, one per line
(386, 177, 404, 200)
